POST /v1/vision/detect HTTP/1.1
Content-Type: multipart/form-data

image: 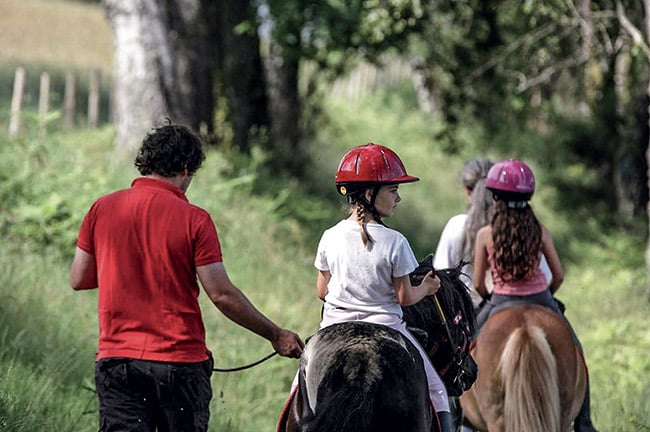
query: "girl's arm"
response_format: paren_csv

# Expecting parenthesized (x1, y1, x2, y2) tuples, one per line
(540, 226, 564, 294)
(473, 226, 490, 299)
(316, 270, 331, 300)
(393, 272, 440, 306)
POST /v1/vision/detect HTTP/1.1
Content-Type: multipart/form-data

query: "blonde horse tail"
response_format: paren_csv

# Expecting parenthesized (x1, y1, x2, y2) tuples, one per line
(497, 326, 561, 432)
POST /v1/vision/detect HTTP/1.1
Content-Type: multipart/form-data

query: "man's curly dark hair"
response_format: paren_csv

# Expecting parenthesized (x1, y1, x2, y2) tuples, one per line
(134, 124, 206, 177)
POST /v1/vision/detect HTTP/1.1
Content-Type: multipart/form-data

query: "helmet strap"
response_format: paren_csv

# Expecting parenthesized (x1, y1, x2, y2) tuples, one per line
(364, 186, 383, 223)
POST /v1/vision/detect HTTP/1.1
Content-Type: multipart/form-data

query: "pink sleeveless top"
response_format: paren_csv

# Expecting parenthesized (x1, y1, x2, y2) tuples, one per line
(487, 244, 547, 296)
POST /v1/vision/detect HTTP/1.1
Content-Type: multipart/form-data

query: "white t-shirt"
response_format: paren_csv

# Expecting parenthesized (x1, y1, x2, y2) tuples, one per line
(432, 214, 479, 305)
(433, 214, 467, 271)
(314, 219, 418, 317)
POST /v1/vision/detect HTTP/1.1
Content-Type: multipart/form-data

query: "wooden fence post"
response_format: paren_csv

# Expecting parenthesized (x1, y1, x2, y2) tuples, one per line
(39, 72, 51, 136)
(9, 67, 26, 139)
(88, 68, 101, 128)
(64, 71, 76, 129)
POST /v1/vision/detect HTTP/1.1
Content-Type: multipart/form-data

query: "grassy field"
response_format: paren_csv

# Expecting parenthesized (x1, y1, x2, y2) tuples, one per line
(0, 1, 648, 431)
(0, 0, 113, 130)
(0, 0, 112, 73)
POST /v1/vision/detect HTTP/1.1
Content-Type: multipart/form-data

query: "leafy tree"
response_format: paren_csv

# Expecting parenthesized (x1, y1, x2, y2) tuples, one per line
(259, 0, 427, 175)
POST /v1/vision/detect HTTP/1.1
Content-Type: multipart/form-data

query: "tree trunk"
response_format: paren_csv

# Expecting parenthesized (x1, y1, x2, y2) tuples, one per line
(214, 0, 269, 152)
(643, 0, 650, 303)
(641, 0, 650, 300)
(103, 0, 217, 153)
(613, 44, 637, 218)
(263, 35, 304, 177)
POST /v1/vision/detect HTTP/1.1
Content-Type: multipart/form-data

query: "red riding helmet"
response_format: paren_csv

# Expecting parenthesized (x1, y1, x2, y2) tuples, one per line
(335, 143, 419, 195)
(486, 159, 535, 201)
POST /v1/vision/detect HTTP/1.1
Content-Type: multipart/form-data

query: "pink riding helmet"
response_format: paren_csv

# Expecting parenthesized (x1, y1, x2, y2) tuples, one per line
(485, 159, 535, 201)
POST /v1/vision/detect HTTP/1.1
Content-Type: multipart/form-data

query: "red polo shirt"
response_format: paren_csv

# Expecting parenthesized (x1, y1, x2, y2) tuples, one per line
(77, 177, 222, 362)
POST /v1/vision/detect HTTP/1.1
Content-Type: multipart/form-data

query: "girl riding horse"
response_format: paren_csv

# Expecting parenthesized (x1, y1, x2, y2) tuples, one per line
(286, 143, 454, 432)
(472, 158, 598, 432)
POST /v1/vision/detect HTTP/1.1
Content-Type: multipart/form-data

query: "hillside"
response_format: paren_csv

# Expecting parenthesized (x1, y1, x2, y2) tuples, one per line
(0, 0, 112, 73)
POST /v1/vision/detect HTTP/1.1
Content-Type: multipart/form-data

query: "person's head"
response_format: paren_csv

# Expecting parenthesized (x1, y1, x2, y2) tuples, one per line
(462, 158, 493, 195)
(460, 158, 494, 261)
(335, 143, 419, 245)
(486, 159, 541, 281)
(134, 123, 206, 179)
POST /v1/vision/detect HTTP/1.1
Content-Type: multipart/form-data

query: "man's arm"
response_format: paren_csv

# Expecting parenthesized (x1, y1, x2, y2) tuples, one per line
(70, 247, 98, 290)
(196, 262, 303, 358)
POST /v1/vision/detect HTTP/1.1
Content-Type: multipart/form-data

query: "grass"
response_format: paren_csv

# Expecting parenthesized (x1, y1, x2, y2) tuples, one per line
(0, 0, 113, 132)
(0, 126, 322, 431)
(0, 0, 112, 74)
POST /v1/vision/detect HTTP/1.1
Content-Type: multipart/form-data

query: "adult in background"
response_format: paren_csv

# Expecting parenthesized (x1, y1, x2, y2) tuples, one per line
(433, 158, 553, 432)
(70, 123, 304, 432)
(433, 158, 494, 309)
(473, 158, 598, 432)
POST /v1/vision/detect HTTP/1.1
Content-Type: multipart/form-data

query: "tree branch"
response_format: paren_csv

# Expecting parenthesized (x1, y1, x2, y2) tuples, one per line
(465, 21, 559, 83)
(617, 0, 650, 60)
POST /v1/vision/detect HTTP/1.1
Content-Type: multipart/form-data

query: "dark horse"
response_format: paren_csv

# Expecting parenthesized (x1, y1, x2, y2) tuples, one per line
(459, 304, 588, 432)
(278, 261, 477, 432)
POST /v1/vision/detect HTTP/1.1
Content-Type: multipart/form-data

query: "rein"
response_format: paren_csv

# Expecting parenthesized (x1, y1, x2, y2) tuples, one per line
(432, 294, 455, 345)
(212, 351, 278, 372)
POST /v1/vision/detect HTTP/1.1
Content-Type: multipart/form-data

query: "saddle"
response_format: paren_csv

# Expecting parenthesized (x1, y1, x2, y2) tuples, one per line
(479, 294, 567, 324)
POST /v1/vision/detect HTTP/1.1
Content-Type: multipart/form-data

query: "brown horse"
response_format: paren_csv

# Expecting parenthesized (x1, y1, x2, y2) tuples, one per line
(460, 304, 588, 432)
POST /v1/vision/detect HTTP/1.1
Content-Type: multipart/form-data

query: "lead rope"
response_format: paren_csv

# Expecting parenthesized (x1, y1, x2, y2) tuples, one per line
(212, 351, 278, 372)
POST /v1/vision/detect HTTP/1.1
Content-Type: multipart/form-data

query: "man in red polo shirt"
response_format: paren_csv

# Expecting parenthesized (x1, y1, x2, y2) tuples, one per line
(70, 123, 303, 431)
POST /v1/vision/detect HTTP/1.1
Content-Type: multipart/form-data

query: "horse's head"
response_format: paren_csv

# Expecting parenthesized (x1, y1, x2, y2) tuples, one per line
(404, 257, 477, 396)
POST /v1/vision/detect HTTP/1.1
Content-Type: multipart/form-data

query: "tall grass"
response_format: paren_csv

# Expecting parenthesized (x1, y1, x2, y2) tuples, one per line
(0, 0, 112, 74)
(0, 0, 113, 132)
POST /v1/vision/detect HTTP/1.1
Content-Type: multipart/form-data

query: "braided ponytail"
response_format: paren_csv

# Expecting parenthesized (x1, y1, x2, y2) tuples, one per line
(356, 204, 374, 246)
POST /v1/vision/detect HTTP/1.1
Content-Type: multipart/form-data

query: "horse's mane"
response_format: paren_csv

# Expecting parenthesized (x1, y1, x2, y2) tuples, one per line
(404, 259, 477, 340)
(403, 258, 478, 396)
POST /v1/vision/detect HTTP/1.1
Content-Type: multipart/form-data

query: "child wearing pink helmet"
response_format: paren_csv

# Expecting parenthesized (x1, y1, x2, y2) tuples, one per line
(473, 158, 598, 432)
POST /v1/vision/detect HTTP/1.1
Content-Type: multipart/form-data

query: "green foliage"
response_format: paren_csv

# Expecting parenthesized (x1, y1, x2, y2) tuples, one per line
(266, 0, 426, 75)
(0, 128, 118, 254)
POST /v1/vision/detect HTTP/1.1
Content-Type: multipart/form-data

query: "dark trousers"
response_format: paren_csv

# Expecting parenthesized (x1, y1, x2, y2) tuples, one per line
(477, 290, 582, 348)
(95, 357, 213, 432)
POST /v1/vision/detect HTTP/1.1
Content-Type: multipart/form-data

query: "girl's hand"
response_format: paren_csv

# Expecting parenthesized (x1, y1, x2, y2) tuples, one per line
(420, 271, 441, 296)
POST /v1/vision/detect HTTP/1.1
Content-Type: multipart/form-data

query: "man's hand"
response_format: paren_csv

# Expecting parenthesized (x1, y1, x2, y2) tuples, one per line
(272, 329, 304, 358)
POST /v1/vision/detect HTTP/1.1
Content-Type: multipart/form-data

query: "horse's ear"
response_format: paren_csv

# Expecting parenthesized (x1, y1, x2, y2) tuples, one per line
(409, 254, 435, 286)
